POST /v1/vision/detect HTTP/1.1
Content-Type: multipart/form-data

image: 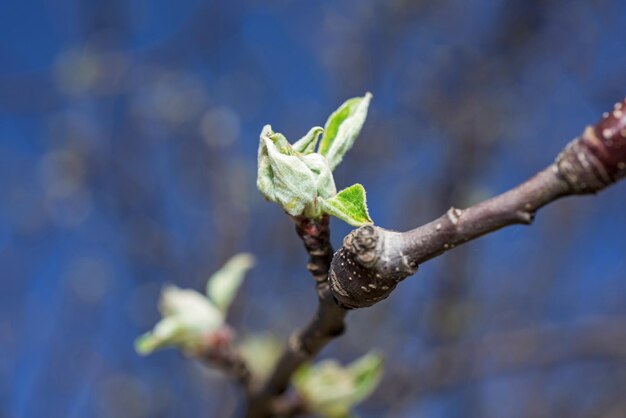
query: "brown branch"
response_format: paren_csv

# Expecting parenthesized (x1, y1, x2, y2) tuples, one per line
(329, 99, 626, 308)
(293, 215, 334, 283)
(245, 216, 347, 418)
(245, 98, 626, 416)
(193, 327, 254, 393)
(198, 346, 253, 391)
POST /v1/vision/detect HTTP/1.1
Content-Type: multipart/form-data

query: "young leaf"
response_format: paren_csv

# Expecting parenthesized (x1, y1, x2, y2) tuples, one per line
(206, 253, 255, 313)
(256, 125, 336, 218)
(292, 352, 384, 418)
(301, 153, 337, 200)
(319, 184, 373, 226)
(237, 334, 282, 379)
(257, 125, 278, 202)
(135, 286, 224, 355)
(346, 353, 384, 405)
(319, 93, 372, 170)
(293, 126, 324, 154)
(260, 130, 317, 216)
(135, 317, 183, 355)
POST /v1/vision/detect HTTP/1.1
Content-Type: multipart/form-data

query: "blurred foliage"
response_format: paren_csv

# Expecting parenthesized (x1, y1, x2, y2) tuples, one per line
(293, 353, 384, 418)
(135, 253, 254, 355)
(237, 334, 282, 381)
(2, 0, 626, 417)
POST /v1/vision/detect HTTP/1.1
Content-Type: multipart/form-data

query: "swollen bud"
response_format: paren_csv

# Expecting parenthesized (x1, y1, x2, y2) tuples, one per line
(556, 98, 626, 193)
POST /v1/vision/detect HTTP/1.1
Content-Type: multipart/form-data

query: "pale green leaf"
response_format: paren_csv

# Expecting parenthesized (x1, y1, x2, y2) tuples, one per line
(293, 126, 324, 154)
(134, 317, 185, 355)
(319, 93, 372, 170)
(206, 253, 255, 313)
(346, 353, 384, 406)
(319, 184, 372, 226)
(261, 132, 317, 216)
(292, 352, 384, 418)
(268, 131, 294, 155)
(257, 125, 277, 202)
(256, 125, 336, 218)
(237, 334, 282, 379)
(159, 286, 224, 331)
(135, 286, 224, 356)
(301, 153, 337, 200)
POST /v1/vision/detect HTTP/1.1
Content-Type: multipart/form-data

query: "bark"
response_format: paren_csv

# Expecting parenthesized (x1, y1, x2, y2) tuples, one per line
(245, 216, 347, 418)
(330, 99, 626, 308)
(246, 99, 626, 416)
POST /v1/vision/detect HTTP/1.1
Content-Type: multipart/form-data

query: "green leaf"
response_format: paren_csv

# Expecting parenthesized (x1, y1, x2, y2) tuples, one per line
(319, 184, 373, 226)
(237, 334, 282, 379)
(292, 352, 384, 418)
(301, 153, 336, 200)
(346, 353, 384, 406)
(293, 126, 324, 154)
(135, 317, 183, 355)
(257, 125, 278, 202)
(258, 126, 318, 216)
(256, 125, 336, 218)
(134, 286, 224, 356)
(206, 253, 255, 313)
(319, 93, 372, 171)
(268, 131, 295, 155)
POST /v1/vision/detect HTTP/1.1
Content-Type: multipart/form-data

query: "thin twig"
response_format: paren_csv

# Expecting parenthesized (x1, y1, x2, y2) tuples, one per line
(246, 216, 347, 418)
(329, 99, 626, 309)
(192, 327, 255, 393)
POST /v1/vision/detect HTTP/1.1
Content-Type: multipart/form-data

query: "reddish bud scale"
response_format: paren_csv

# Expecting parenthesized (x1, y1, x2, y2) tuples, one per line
(588, 99, 626, 181)
(557, 98, 626, 193)
(293, 215, 333, 283)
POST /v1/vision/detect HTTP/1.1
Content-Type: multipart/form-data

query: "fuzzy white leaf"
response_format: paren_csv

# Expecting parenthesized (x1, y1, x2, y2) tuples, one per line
(293, 126, 324, 154)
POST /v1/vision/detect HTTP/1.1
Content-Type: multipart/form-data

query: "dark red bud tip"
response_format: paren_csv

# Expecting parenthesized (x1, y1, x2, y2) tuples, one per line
(587, 99, 626, 181)
(556, 98, 626, 194)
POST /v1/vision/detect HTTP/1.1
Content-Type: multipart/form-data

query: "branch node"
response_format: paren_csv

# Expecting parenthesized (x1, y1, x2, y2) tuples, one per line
(330, 226, 418, 308)
(447, 207, 463, 225)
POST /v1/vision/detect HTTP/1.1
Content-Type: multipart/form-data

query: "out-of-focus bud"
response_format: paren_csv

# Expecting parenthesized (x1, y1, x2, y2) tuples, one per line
(292, 352, 384, 418)
(135, 253, 254, 355)
(135, 286, 224, 355)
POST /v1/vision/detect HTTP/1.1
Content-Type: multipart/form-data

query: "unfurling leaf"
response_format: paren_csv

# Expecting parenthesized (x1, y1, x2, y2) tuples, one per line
(346, 353, 385, 406)
(256, 93, 373, 222)
(135, 253, 255, 356)
(319, 93, 372, 171)
(135, 286, 224, 355)
(257, 125, 336, 217)
(207, 253, 255, 313)
(259, 125, 317, 216)
(319, 184, 372, 226)
(293, 352, 384, 418)
(293, 126, 324, 154)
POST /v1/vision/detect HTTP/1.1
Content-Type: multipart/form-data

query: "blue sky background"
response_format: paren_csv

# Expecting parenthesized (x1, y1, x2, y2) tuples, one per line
(1, 1, 626, 417)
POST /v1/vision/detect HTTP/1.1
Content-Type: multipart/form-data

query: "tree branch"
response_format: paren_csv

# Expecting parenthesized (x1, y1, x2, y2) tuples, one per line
(330, 99, 626, 308)
(246, 216, 347, 418)
(193, 327, 254, 393)
(245, 98, 626, 416)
